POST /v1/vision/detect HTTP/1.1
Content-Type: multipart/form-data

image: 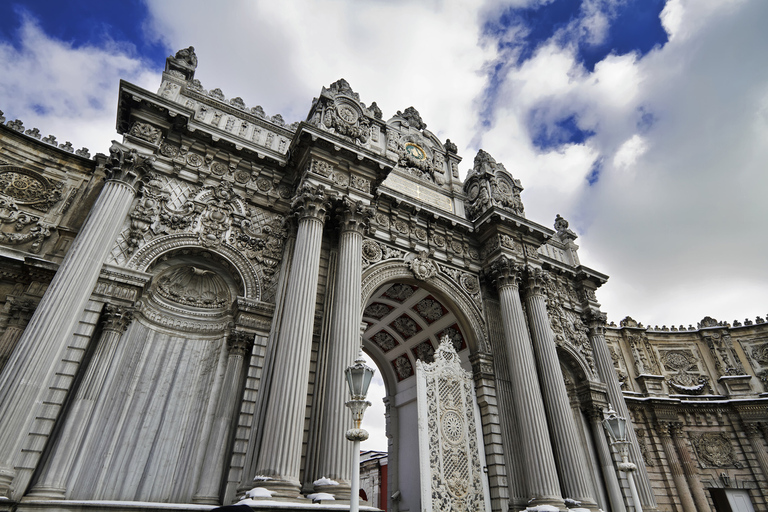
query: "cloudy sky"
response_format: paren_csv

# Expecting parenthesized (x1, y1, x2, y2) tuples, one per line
(2, 0, 767, 451)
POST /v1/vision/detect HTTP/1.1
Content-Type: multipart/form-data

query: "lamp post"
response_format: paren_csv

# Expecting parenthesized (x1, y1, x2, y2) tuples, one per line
(345, 351, 375, 512)
(603, 404, 643, 512)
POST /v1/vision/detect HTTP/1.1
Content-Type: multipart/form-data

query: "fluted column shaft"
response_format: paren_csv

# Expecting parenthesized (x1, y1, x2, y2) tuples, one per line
(670, 424, 710, 511)
(587, 408, 626, 512)
(0, 146, 148, 499)
(254, 185, 330, 498)
(585, 309, 658, 509)
(315, 202, 367, 498)
(193, 332, 253, 504)
(28, 306, 134, 499)
(657, 424, 696, 512)
(0, 299, 35, 372)
(745, 423, 768, 483)
(524, 268, 597, 509)
(489, 258, 563, 507)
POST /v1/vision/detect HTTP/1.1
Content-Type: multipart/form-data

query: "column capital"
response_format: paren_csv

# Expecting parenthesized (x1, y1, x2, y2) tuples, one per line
(336, 197, 374, 234)
(227, 330, 255, 356)
(6, 297, 37, 327)
(469, 352, 495, 380)
(583, 308, 608, 336)
(291, 183, 333, 222)
(101, 304, 134, 333)
(744, 422, 764, 438)
(657, 421, 683, 438)
(486, 256, 523, 290)
(524, 266, 551, 297)
(104, 142, 155, 188)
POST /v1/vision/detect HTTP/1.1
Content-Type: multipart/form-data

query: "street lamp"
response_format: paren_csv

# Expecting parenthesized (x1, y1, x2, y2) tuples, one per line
(602, 404, 643, 512)
(345, 351, 375, 512)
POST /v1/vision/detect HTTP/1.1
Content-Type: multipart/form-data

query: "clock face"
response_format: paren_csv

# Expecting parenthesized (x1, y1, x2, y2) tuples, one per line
(405, 142, 427, 161)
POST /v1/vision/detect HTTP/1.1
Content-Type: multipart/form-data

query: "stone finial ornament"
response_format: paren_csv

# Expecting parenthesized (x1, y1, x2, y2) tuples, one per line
(463, 149, 524, 221)
(396, 106, 426, 130)
(165, 46, 198, 80)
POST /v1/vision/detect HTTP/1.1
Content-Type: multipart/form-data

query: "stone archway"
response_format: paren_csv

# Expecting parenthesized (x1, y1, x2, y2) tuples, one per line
(360, 278, 485, 512)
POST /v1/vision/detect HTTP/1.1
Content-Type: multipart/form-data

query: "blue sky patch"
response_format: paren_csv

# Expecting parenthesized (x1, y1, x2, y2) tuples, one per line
(483, 0, 668, 72)
(529, 110, 595, 151)
(0, 1, 167, 66)
(587, 157, 603, 185)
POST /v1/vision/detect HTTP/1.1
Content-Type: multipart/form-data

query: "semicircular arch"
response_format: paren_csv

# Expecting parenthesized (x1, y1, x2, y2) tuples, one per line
(126, 233, 261, 300)
(361, 258, 488, 355)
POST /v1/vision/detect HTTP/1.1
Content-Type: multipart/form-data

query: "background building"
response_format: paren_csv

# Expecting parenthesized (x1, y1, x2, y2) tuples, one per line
(0, 47, 766, 512)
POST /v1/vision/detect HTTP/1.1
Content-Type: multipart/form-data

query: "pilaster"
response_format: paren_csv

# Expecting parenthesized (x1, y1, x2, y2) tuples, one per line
(586, 406, 626, 512)
(488, 256, 563, 509)
(192, 330, 255, 504)
(26, 304, 134, 500)
(0, 143, 151, 500)
(523, 267, 598, 510)
(253, 183, 331, 498)
(656, 422, 696, 512)
(583, 307, 659, 510)
(314, 198, 370, 498)
(744, 422, 768, 484)
(669, 423, 710, 512)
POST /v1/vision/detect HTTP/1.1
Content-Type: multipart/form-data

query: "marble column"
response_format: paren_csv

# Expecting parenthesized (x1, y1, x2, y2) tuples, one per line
(657, 423, 696, 512)
(584, 308, 658, 510)
(314, 199, 368, 499)
(253, 183, 330, 498)
(489, 257, 563, 508)
(587, 406, 626, 512)
(27, 305, 134, 499)
(0, 144, 151, 499)
(744, 422, 768, 483)
(523, 268, 599, 510)
(0, 297, 36, 372)
(193, 331, 254, 504)
(670, 423, 710, 512)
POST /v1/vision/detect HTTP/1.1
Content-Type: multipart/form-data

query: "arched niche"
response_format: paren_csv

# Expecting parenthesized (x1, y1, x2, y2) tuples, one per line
(127, 233, 261, 300)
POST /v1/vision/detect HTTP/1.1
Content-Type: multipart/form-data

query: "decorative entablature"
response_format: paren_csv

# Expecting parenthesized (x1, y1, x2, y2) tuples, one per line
(605, 314, 768, 399)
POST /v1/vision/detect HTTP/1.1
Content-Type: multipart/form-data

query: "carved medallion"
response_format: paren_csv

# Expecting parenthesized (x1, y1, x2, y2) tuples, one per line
(362, 239, 383, 262)
(0, 167, 62, 212)
(691, 432, 741, 468)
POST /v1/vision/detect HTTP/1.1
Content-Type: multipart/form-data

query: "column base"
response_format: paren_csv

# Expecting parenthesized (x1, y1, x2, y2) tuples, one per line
(313, 482, 351, 500)
(0, 467, 15, 498)
(22, 486, 67, 500)
(251, 477, 302, 499)
(190, 494, 220, 505)
(526, 496, 566, 511)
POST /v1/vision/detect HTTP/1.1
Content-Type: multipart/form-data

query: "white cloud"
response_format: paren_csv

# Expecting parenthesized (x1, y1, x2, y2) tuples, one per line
(0, 13, 159, 154)
(482, 0, 768, 326)
(612, 134, 646, 171)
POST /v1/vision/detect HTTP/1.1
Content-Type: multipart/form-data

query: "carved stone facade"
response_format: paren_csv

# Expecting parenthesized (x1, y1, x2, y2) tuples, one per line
(605, 318, 768, 511)
(0, 47, 765, 512)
